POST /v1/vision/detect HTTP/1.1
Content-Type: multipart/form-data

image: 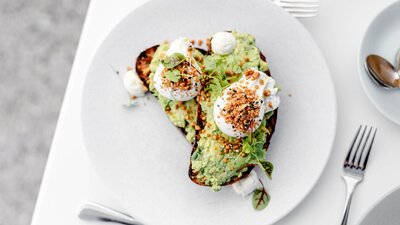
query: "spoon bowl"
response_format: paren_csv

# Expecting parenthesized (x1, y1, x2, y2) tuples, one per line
(395, 47, 400, 72)
(365, 54, 400, 89)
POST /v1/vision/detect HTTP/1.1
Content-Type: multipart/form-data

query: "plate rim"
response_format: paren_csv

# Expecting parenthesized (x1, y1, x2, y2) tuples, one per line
(80, 0, 337, 224)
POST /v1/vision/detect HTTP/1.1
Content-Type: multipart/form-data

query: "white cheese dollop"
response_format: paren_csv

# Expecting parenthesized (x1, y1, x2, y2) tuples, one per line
(232, 170, 262, 197)
(153, 37, 201, 101)
(211, 32, 237, 55)
(213, 68, 280, 137)
(123, 70, 147, 97)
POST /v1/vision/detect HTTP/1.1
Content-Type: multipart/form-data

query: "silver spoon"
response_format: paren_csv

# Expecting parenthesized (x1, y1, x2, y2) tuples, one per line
(395, 48, 400, 73)
(365, 54, 400, 88)
(78, 202, 144, 225)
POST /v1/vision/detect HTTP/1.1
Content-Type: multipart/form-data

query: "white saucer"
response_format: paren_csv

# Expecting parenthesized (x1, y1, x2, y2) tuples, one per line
(357, 185, 400, 225)
(358, 0, 400, 125)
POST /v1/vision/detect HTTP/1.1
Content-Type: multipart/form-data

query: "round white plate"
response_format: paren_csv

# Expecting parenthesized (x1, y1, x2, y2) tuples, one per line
(357, 185, 400, 225)
(81, 0, 336, 224)
(358, 0, 400, 125)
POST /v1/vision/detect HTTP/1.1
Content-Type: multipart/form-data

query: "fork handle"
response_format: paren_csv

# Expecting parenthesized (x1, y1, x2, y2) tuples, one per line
(341, 177, 359, 225)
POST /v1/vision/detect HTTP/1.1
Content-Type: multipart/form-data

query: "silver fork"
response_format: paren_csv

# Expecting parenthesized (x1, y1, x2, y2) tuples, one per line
(341, 125, 377, 225)
(272, 0, 319, 18)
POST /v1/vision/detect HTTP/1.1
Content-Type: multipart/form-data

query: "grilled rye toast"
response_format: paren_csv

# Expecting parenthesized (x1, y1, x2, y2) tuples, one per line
(135, 43, 206, 143)
(135, 32, 279, 192)
(189, 50, 278, 188)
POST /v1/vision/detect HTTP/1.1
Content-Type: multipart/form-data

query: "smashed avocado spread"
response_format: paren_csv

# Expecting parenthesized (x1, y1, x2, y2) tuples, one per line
(145, 32, 277, 192)
(190, 32, 275, 191)
(148, 43, 204, 143)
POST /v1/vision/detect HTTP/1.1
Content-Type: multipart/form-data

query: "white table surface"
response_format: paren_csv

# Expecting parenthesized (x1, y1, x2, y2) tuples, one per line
(30, 0, 400, 224)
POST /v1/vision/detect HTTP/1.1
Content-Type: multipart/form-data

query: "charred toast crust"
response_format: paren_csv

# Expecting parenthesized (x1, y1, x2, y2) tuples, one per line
(135, 45, 278, 187)
(136, 45, 159, 87)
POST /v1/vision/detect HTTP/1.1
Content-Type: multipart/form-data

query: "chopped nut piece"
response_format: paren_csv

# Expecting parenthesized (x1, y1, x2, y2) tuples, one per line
(253, 71, 260, 79)
(206, 38, 212, 51)
(194, 55, 203, 62)
(225, 70, 234, 76)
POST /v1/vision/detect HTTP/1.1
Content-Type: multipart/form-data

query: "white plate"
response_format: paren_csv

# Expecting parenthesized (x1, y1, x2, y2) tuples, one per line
(358, 0, 400, 125)
(357, 185, 400, 225)
(81, 0, 336, 224)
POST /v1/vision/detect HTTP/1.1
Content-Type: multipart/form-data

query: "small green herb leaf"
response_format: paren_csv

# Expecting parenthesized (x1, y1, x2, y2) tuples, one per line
(252, 187, 270, 211)
(164, 70, 181, 82)
(265, 111, 274, 120)
(258, 160, 273, 179)
(207, 77, 223, 96)
(161, 53, 186, 69)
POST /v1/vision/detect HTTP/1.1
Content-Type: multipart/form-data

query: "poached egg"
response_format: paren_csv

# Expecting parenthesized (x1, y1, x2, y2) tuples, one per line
(213, 68, 280, 137)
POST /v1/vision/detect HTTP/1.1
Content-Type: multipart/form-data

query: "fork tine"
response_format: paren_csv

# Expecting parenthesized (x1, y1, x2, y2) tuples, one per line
(280, 0, 320, 3)
(283, 8, 318, 13)
(357, 127, 372, 168)
(276, 2, 319, 8)
(350, 125, 367, 166)
(360, 128, 377, 171)
(344, 125, 362, 165)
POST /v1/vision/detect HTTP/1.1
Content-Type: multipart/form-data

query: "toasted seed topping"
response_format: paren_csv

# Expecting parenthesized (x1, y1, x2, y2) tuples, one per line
(220, 85, 260, 133)
(243, 68, 260, 80)
(161, 61, 200, 92)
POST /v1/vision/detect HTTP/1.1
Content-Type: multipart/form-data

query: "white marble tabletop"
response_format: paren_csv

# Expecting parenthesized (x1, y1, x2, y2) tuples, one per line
(30, 0, 400, 224)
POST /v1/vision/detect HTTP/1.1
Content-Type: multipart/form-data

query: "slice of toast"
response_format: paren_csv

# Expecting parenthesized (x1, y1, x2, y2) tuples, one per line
(188, 50, 278, 188)
(135, 45, 207, 139)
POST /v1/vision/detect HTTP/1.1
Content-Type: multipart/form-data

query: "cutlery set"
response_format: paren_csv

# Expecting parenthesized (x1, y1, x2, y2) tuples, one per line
(272, 0, 319, 18)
